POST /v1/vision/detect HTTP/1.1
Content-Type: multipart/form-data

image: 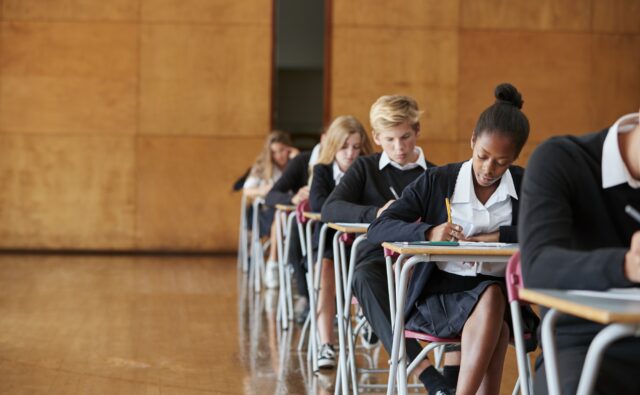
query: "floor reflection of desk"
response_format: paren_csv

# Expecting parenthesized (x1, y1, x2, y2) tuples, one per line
(520, 288, 640, 395)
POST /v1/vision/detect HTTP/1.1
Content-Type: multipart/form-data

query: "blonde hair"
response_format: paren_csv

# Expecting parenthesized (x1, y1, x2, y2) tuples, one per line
(309, 115, 373, 185)
(369, 95, 422, 134)
(249, 130, 293, 181)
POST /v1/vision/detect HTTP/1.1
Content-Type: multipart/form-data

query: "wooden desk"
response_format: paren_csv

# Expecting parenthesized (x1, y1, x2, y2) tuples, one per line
(326, 222, 370, 394)
(299, 210, 323, 371)
(327, 222, 369, 234)
(273, 203, 298, 330)
(382, 241, 518, 260)
(274, 203, 296, 212)
(383, 241, 518, 395)
(520, 288, 640, 395)
(302, 211, 321, 221)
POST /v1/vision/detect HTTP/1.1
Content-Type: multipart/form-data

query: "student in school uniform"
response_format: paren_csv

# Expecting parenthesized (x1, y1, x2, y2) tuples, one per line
(367, 83, 533, 395)
(263, 136, 323, 302)
(243, 130, 298, 253)
(308, 115, 373, 368)
(321, 95, 449, 386)
(519, 109, 640, 395)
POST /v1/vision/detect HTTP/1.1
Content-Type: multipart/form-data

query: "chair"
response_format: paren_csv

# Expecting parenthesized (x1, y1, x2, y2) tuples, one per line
(387, 251, 537, 395)
(237, 193, 249, 272)
(274, 205, 298, 330)
(506, 251, 535, 395)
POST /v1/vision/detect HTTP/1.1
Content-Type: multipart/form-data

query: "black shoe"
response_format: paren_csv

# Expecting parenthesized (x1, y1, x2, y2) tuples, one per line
(433, 389, 455, 395)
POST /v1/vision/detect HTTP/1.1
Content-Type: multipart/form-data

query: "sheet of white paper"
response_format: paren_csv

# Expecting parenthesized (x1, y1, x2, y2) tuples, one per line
(568, 288, 640, 302)
(457, 241, 510, 248)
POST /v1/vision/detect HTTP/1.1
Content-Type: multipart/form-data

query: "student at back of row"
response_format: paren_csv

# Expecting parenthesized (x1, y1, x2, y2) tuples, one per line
(243, 131, 298, 261)
(262, 140, 323, 310)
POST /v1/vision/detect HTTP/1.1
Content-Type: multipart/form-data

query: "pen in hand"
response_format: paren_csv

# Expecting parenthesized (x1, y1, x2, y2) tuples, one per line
(626, 205, 640, 224)
(389, 186, 400, 200)
(445, 197, 452, 223)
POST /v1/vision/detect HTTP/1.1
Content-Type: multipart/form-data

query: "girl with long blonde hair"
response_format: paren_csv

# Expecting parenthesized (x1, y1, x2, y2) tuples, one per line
(308, 115, 373, 369)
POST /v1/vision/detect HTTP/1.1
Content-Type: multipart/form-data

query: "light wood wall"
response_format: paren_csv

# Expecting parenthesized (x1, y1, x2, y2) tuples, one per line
(329, 0, 640, 166)
(0, 1, 272, 251)
(0, 1, 638, 252)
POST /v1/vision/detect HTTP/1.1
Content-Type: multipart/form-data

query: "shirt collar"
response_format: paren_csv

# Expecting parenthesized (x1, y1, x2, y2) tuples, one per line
(309, 143, 321, 166)
(332, 161, 345, 185)
(602, 112, 640, 189)
(378, 146, 428, 171)
(451, 159, 518, 205)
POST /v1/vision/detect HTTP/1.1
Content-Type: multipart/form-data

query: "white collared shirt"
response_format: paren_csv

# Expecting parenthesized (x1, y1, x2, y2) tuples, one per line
(378, 147, 428, 171)
(243, 167, 283, 189)
(332, 161, 345, 185)
(602, 112, 640, 189)
(309, 143, 322, 167)
(436, 160, 516, 277)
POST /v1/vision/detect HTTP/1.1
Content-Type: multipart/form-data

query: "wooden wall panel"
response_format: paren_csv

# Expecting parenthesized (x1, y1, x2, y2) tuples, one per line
(460, 0, 591, 31)
(331, 27, 458, 141)
(333, 0, 458, 28)
(139, 24, 271, 137)
(0, 22, 138, 135)
(135, 136, 263, 251)
(140, 0, 270, 24)
(2, 0, 139, 21)
(592, 0, 640, 33)
(459, 31, 593, 142)
(0, 135, 136, 249)
(590, 34, 640, 128)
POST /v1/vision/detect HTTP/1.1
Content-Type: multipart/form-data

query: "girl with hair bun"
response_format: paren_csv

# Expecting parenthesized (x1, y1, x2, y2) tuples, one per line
(367, 83, 538, 395)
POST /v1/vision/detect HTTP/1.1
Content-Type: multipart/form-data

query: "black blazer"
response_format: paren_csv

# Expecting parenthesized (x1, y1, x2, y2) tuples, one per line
(310, 163, 335, 213)
(368, 161, 524, 318)
(265, 151, 311, 207)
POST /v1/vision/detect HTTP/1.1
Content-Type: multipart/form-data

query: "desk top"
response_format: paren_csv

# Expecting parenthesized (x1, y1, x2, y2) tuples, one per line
(275, 204, 296, 212)
(382, 241, 518, 256)
(520, 288, 640, 324)
(303, 212, 321, 221)
(327, 222, 369, 233)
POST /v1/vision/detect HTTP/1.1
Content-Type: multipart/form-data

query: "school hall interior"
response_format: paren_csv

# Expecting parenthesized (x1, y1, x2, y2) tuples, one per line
(0, 1, 639, 394)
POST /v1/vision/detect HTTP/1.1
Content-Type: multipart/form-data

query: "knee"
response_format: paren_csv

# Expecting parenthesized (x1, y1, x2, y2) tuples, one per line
(481, 284, 507, 314)
(500, 321, 510, 343)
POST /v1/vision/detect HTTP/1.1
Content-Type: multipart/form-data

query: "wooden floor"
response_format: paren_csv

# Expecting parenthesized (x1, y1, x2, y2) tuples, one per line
(0, 254, 533, 394)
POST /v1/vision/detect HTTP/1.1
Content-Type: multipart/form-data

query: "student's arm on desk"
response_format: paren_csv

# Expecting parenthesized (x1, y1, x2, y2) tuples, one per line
(265, 153, 308, 206)
(368, 173, 434, 244)
(519, 140, 634, 290)
(321, 159, 378, 223)
(625, 232, 640, 283)
(310, 164, 332, 212)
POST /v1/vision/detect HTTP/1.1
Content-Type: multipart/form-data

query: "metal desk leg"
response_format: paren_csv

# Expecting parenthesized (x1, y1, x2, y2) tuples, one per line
(333, 231, 349, 395)
(576, 323, 640, 395)
(541, 308, 561, 395)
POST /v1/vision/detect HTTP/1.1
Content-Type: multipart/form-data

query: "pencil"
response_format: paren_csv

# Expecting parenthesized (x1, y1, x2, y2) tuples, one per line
(445, 197, 452, 223)
(389, 186, 400, 199)
(626, 205, 640, 224)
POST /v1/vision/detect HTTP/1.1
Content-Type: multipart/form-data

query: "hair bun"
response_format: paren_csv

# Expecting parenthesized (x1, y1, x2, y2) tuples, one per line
(494, 83, 523, 109)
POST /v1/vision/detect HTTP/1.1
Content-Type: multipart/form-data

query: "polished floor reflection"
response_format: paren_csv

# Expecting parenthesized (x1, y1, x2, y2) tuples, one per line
(0, 254, 531, 394)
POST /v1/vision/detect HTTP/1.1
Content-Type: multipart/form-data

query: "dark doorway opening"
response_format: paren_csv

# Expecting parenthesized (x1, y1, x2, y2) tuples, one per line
(273, 0, 325, 150)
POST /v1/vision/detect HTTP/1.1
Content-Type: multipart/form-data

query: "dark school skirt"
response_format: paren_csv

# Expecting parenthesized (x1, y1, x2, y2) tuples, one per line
(245, 205, 275, 237)
(405, 269, 538, 344)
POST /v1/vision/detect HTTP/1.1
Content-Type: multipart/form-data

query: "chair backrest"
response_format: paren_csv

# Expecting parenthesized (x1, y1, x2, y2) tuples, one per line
(384, 247, 399, 260)
(505, 251, 524, 303)
(295, 199, 311, 224)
